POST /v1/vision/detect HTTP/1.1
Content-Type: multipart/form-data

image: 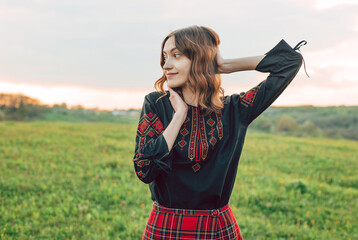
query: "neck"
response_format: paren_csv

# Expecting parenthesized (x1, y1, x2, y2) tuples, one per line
(181, 86, 198, 107)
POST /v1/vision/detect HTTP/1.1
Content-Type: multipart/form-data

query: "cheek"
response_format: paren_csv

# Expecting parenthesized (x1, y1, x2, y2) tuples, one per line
(182, 62, 191, 75)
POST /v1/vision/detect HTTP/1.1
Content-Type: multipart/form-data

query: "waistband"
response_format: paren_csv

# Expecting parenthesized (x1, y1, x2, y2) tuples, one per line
(152, 201, 230, 217)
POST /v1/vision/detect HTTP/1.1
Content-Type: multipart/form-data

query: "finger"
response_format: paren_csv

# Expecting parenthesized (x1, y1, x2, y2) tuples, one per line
(169, 88, 178, 96)
(169, 87, 177, 93)
(168, 88, 177, 99)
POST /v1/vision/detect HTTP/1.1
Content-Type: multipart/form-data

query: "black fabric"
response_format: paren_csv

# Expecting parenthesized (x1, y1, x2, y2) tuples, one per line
(132, 39, 304, 210)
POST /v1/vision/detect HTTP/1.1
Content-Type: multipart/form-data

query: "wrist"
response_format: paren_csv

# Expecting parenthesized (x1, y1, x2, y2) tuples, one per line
(174, 111, 187, 124)
(222, 55, 265, 73)
(218, 59, 232, 74)
(174, 110, 187, 119)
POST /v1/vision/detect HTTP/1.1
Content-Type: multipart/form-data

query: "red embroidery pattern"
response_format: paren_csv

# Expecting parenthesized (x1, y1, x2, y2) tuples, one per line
(137, 111, 163, 145)
(175, 108, 224, 172)
(215, 112, 223, 140)
(189, 107, 199, 161)
(134, 111, 164, 168)
(136, 170, 146, 179)
(177, 116, 190, 151)
(178, 140, 187, 148)
(192, 163, 201, 172)
(210, 136, 217, 146)
(198, 111, 209, 161)
(180, 128, 189, 136)
(152, 119, 164, 133)
(207, 118, 215, 127)
(135, 159, 151, 167)
(240, 84, 261, 107)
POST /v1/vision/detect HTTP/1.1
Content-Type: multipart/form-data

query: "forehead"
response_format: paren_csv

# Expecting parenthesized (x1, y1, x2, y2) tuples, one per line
(163, 36, 176, 53)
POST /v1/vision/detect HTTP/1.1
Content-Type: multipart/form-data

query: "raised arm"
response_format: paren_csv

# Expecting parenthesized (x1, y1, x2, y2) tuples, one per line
(220, 39, 306, 125)
(216, 51, 265, 73)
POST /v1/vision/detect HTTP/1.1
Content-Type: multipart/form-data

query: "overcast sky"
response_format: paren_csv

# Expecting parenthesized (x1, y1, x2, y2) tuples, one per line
(1, 0, 358, 109)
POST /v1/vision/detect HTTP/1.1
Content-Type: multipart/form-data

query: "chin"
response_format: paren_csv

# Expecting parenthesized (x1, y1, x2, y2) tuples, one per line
(167, 82, 181, 89)
(167, 80, 187, 89)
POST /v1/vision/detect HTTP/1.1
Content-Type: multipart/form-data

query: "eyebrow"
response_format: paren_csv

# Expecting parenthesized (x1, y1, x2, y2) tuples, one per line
(163, 47, 178, 54)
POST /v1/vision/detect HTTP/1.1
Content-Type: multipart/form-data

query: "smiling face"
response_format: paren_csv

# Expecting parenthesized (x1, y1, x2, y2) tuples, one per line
(162, 36, 192, 90)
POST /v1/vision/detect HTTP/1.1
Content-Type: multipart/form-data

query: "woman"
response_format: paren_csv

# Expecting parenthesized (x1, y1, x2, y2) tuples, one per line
(133, 25, 306, 239)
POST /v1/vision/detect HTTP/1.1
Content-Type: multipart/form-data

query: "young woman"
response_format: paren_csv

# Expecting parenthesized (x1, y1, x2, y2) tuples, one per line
(133, 25, 307, 239)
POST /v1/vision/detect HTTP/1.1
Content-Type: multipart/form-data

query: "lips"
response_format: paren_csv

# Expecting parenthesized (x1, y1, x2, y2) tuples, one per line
(167, 73, 178, 77)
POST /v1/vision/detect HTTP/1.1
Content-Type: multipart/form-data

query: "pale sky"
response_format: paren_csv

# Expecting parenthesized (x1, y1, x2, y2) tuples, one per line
(1, 0, 358, 110)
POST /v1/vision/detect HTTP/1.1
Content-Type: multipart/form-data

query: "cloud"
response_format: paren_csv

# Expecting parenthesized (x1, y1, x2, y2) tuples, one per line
(315, 0, 358, 9)
(0, 0, 357, 107)
(295, 35, 358, 91)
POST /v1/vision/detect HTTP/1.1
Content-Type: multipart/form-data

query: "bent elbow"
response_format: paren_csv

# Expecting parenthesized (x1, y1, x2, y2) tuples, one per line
(135, 171, 154, 184)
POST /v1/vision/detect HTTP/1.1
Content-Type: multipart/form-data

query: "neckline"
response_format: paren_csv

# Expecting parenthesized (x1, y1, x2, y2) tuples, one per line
(166, 90, 199, 108)
(187, 103, 199, 108)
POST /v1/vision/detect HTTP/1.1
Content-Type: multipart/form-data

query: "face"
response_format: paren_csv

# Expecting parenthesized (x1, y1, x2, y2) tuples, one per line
(162, 36, 191, 90)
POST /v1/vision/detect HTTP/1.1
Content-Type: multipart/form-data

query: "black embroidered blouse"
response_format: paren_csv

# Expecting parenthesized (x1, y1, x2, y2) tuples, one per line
(132, 39, 305, 210)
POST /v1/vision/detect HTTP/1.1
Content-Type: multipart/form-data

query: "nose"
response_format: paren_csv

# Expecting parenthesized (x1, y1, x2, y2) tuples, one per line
(163, 58, 173, 70)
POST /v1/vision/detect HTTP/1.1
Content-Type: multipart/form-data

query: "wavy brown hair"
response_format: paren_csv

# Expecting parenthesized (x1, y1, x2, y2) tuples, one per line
(155, 25, 225, 116)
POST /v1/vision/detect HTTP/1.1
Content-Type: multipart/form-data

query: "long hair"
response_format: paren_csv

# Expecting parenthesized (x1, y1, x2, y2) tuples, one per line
(155, 25, 225, 116)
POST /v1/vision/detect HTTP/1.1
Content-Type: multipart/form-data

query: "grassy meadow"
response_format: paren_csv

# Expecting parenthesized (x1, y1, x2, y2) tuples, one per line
(0, 121, 357, 239)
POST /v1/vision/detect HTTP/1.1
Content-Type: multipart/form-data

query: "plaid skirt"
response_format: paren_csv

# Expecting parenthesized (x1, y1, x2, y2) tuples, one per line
(142, 201, 243, 240)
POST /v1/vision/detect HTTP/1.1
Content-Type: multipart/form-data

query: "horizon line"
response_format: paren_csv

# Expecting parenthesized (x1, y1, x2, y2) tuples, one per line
(1, 91, 357, 112)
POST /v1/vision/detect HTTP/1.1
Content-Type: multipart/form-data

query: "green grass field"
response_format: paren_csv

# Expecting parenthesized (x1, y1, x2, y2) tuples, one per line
(0, 121, 357, 239)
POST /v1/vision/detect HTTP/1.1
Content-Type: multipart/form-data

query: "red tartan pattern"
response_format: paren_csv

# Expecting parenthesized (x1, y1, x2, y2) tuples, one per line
(142, 201, 243, 240)
(240, 84, 261, 107)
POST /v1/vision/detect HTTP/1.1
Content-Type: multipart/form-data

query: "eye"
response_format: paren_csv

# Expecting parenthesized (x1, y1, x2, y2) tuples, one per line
(174, 53, 181, 58)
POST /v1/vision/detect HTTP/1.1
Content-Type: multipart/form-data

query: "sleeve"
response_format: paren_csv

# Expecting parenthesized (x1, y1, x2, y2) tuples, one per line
(132, 94, 173, 184)
(238, 39, 304, 125)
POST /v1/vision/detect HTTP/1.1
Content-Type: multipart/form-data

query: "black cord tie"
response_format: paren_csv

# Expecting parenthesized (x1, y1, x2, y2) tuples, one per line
(293, 40, 307, 51)
(293, 40, 309, 78)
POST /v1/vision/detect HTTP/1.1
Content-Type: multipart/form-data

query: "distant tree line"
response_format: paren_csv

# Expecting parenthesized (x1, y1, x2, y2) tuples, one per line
(0, 93, 47, 121)
(250, 106, 358, 141)
(0, 93, 139, 123)
(1, 93, 357, 140)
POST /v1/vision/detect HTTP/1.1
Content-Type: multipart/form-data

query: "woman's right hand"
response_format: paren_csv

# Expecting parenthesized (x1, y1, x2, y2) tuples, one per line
(216, 48, 229, 74)
(168, 87, 188, 116)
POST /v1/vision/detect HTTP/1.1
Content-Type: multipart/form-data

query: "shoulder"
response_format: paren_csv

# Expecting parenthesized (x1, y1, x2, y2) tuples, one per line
(223, 92, 245, 105)
(145, 91, 169, 104)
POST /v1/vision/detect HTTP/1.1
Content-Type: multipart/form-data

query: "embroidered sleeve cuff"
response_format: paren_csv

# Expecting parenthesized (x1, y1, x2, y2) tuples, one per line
(255, 39, 302, 74)
(133, 134, 173, 174)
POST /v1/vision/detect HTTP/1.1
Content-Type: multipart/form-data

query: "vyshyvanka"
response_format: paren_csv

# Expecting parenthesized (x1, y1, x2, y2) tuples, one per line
(133, 39, 307, 239)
